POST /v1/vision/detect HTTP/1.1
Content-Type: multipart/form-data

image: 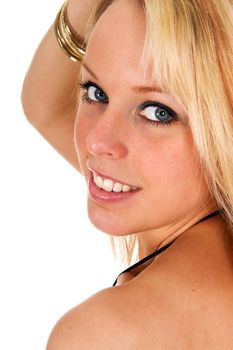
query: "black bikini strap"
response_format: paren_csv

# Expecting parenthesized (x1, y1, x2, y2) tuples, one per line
(195, 209, 220, 224)
(112, 240, 175, 286)
(112, 210, 221, 286)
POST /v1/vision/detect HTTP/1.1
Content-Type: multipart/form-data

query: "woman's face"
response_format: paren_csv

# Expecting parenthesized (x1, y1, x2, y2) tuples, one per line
(74, 0, 211, 241)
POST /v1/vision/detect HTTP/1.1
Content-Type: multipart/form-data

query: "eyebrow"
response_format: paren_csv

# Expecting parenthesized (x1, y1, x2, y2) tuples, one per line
(132, 86, 164, 94)
(82, 62, 164, 94)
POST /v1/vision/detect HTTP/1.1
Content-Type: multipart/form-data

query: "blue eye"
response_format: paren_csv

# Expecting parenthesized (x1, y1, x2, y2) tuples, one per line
(87, 86, 107, 102)
(79, 81, 108, 104)
(139, 101, 177, 126)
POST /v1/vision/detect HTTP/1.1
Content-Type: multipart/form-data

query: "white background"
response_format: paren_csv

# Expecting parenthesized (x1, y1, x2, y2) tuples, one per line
(0, 1, 120, 349)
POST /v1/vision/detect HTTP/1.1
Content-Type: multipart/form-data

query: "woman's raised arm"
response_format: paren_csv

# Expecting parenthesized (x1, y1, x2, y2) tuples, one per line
(21, 0, 97, 171)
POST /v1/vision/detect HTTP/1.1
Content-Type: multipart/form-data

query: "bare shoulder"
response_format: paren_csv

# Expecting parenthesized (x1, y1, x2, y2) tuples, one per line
(136, 230, 233, 348)
(45, 286, 139, 350)
(45, 276, 233, 350)
(46, 280, 186, 350)
(46, 232, 233, 350)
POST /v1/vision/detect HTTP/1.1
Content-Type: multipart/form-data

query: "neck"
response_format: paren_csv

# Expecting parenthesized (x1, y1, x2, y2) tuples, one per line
(137, 202, 218, 259)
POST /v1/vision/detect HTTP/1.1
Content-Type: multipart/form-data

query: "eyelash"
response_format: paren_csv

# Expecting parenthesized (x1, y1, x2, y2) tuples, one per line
(143, 119, 174, 127)
(79, 80, 177, 128)
(138, 101, 178, 128)
(81, 93, 97, 105)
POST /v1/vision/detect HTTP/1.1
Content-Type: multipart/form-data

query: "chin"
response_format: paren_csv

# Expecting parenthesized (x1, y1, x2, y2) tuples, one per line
(87, 201, 133, 237)
(87, 212, 130, 237)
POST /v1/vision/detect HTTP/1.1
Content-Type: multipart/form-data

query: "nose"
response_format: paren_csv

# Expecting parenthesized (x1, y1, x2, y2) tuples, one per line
(86, 112, 128, 160)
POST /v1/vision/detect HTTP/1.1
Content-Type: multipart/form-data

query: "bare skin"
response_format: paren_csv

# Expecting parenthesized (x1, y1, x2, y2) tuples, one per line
(21, 0, 233, 348)
(46, 216, 233, 349)
(21, 0, 97, 170)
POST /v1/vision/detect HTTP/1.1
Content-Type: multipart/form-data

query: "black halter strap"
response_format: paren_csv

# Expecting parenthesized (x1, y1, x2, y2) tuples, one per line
(112, 210, 220, 286)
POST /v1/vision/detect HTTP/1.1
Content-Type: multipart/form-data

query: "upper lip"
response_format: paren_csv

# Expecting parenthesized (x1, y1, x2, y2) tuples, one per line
(88, 166, 139, 188)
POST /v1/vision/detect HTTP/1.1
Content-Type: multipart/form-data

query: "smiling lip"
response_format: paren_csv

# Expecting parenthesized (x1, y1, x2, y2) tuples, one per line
(88, 170, 140, 204)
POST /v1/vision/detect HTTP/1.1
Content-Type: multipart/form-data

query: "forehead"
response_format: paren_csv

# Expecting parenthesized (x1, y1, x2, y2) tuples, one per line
(84, 0, 148, 83)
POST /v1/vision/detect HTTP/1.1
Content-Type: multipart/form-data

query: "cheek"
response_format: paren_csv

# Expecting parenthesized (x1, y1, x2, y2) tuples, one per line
(133, 133, 210, 221)
(136, 132, 204, 191)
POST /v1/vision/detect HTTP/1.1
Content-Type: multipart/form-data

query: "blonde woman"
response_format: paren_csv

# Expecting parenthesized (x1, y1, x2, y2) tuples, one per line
(22, 0, 233, 348)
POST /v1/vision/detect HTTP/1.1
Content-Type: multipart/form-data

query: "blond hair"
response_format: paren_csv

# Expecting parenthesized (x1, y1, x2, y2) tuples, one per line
(85, 0, 233, 264)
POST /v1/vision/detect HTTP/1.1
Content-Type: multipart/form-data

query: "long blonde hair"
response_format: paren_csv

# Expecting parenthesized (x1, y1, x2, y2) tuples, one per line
(85, 0, 233, 264)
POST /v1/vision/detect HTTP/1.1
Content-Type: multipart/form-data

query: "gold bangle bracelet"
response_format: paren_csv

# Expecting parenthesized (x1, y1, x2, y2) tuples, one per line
(55, 0, 86, 62)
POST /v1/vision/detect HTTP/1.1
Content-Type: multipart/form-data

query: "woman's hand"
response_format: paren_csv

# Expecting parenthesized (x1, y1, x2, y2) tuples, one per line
(21, 0, 99, 171)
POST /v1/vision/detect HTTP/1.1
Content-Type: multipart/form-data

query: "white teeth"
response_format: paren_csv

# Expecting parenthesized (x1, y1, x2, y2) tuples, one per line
(95, 175, 103, 188)
(93, 172, 136, 193)
(113, 183, 123, 193)
(122, 185, 131, 192)
(102, 179, 113, 192)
